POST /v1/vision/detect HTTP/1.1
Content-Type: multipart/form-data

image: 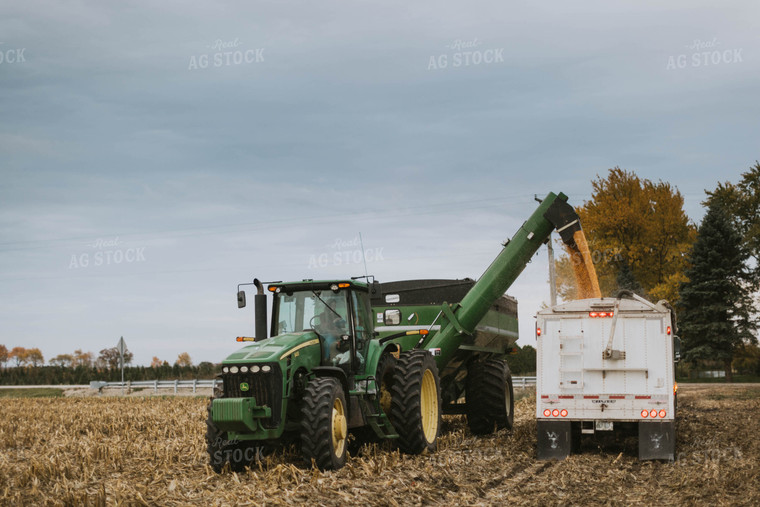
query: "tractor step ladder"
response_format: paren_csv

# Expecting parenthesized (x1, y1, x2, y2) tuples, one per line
(364, 395, 399, 439)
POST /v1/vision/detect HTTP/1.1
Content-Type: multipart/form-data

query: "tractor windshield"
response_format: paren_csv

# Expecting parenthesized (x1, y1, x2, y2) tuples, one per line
(274, 289, 350, 365)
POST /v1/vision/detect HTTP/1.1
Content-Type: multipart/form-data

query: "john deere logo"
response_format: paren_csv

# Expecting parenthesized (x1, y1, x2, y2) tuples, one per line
(240, 382, 249, 392)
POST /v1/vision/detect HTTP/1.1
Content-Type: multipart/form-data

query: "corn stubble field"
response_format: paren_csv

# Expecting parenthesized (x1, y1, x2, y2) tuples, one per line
(2, 385, 759, 506)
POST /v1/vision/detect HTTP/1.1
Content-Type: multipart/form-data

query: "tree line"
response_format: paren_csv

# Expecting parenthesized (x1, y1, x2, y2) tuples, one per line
(0, 345, 206, 385)
(0, 345, 195, 369)
(555, 163, 760, 380)
(0, 362, 219, 386)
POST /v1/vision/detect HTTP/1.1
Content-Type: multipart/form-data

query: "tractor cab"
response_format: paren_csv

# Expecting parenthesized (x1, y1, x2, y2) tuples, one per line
(269, 280, 373, 374)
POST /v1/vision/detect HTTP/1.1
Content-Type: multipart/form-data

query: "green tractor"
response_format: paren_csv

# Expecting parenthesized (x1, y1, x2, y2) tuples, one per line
(207, 192, 593, 470)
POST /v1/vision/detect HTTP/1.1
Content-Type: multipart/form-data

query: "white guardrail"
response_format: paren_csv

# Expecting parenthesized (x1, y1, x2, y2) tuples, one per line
(513, 376, 537, 388)
(89, 376, 537, 394)
(89, 379, 221, 394)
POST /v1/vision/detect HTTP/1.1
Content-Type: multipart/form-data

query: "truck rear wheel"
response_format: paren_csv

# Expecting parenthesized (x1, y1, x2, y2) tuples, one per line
(301, 377, 348, 470)
(390, 350, 442, 454)
(466, 359, 514, 435)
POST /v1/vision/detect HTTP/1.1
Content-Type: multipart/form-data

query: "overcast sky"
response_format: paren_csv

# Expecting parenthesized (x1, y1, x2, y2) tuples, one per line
(1, 1, 758, 367)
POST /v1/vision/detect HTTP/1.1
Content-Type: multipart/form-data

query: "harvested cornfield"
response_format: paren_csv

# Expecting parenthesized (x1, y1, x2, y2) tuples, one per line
(1, 384, 758, 506)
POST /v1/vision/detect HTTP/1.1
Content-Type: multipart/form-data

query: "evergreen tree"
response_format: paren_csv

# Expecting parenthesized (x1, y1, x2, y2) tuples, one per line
(679, 203, 757, 381)
(704, 161, 760, 287)
(615, 258, 645, 296)
(506, 344, 537, 375)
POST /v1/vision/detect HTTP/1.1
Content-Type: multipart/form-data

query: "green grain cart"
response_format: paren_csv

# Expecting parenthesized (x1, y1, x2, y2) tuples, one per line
(207, 191, 593, 470)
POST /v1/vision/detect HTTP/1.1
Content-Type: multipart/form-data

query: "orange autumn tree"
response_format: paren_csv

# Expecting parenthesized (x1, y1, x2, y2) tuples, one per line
(175, 352, 192, 367)
(556, 168, 695, 302)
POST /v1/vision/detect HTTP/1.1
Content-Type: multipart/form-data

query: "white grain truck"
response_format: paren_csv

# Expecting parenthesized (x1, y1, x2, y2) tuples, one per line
(535, 291, 681, 460)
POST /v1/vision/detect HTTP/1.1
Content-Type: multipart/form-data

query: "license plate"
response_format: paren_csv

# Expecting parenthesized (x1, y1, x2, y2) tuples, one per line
(595, 420, 613, 431)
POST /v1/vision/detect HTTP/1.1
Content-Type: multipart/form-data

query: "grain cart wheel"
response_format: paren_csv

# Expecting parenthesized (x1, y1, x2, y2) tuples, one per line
(206, 381, 261, 473)
(301, 377, 348, 470)
(390, 350, 442, 454)
(466, 359, 514, 435)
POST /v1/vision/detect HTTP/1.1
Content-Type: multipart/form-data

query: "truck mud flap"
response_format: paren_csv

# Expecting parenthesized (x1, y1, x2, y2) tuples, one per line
(537, 420, 572, 460)
(639, 421, 675, 460)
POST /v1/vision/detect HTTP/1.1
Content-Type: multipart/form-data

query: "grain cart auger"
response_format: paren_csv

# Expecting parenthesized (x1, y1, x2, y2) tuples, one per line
(207, 192, 595, 471)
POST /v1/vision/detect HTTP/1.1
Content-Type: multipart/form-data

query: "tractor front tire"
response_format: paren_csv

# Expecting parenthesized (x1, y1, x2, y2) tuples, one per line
(301, 377, 349, 470)
(390, 350, 442, 454)
(466, 359, 514, 435)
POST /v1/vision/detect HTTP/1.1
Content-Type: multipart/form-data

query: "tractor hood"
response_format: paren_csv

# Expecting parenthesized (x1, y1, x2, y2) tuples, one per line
(222, 332, 321, 364)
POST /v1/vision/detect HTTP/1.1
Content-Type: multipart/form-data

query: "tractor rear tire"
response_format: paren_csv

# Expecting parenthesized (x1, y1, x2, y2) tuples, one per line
(390, 350, 442, 454)
(301, 377, 349, 470)
(466, 359, 514, 435)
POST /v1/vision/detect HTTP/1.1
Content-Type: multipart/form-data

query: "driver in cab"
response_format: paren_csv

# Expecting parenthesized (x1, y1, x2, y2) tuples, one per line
(315, 298, 348, 364)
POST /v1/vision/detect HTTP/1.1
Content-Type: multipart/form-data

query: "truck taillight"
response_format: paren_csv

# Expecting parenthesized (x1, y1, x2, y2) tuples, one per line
(649, 409, 657, 418)
(666, 326, 671, 335)
(641, 410, 648, 418)
(560, 409, 568, 417)
(659, 410, 666, 418)
(536, 327, 541, 336)
(543, 409, 551, 417)
(552, 409, 559, 417)
(589, 311, 614, 318)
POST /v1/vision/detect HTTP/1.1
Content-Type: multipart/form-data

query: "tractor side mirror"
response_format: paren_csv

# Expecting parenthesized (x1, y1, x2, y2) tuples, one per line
(674, 336, 681, 363)
(237, 291, 247, 308)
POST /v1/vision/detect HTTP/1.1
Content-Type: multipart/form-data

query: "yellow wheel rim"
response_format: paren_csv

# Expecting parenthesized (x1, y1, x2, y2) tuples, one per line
(332, 397, 347, 457)
(420, 369, 439, 444)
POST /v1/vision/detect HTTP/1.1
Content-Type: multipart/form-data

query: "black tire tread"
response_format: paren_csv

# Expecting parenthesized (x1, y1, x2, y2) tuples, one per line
(390, 350, 442, 454)
(301, 377, 347, 470)
(466, 359, 514, 435)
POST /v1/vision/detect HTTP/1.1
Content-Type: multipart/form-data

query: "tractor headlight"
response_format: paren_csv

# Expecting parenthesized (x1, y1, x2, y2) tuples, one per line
(230, 366, 239, 374)
(251, 365, 260, 373)
(262, 365, 271, 373)
(222, 366, 229, 373)
(240, 366, 248, 373)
